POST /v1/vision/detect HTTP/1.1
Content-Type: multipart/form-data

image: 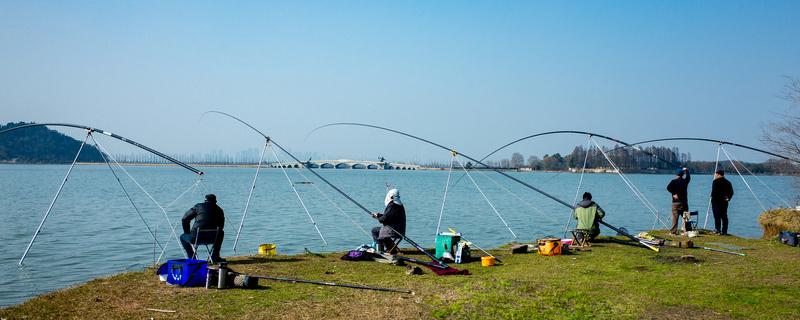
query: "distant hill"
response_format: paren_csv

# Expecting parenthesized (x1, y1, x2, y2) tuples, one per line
(0, 122, 105, 164)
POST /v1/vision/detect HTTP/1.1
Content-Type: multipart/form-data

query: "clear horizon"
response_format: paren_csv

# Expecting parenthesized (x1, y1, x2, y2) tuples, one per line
(2, 2, 799, 162)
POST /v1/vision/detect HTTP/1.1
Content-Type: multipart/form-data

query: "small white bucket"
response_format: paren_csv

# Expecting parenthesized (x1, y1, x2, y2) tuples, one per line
(686, 230, 699, 238)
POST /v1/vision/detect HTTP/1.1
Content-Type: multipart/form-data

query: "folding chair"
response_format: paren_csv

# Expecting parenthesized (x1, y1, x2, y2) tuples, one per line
(385, 236, 403, 255)
(191, 227, 221, 261)
(572, 230, 591, 247)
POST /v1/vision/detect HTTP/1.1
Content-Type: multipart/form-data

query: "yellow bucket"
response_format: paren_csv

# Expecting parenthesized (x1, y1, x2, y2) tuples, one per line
(258, 243, 276, 256)
(481, 256, 496, 267)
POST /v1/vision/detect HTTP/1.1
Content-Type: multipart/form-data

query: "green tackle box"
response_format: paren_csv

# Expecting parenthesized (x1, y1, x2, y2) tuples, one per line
(435, 232, 461, 259)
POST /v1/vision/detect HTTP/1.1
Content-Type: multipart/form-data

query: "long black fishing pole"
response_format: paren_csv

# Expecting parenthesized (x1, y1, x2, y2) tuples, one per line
(203, 111, 450, 268)
(0, 123, 204, 175)
(247, 273, 413, 294)
(448, 130, 681, 193)
(607, 137, 800, 165)
(311, 123, 659, 252)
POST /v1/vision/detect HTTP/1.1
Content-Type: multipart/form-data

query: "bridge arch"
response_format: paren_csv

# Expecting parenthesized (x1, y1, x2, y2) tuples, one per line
(320, 163, 334, 169)
(367, 164, 379, 169)
(335, 163, 350, 169)
(352, 163, 366, 169)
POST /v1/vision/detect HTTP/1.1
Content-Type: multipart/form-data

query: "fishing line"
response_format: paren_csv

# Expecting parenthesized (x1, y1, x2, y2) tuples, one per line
(232, 139, 268, 253)
(154, 178, 205, 264)
(287, 165, 370, 237)
(269, 144, 328, 246)
(19, 131, 90, 266)
(722, 147, 767, 212)
(206, 111, 448, 267)
(472, 167, 563, 232)
(311, 123, 660, 252)
(728, 152, 791, 208)
(93, 141, 187, 259)
(89, 133, 162, 252)
(454, 154, 517, 239)
(591, 137, 669, 229)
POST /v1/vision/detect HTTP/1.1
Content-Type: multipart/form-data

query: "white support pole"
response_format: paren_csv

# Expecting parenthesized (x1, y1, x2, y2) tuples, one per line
(455, 156, 517, 239)
(19, 131, 90, 266)
(703, 144, 722, 229)
(232, 139, 268, 253)
(722, 147, 767, 212)
(563, 136, 592, 237)
(270, 145, 328, 246)
(434, 153, 455, 239)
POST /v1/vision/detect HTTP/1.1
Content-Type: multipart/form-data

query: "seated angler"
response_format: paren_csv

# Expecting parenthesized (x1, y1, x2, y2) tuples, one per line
(573, 192, 606, 242)
(371, 189, 406, 254)
(180, 194, 226, 263)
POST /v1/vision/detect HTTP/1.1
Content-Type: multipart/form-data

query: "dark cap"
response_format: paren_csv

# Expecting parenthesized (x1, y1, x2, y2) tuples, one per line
(675, 168, 684, 175)
(715, 169, 725, 176)
(582, 192, 592, 200)
(205, 194, 217, 202)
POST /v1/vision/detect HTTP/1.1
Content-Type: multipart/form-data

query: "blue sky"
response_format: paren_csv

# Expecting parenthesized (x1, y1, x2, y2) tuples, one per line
(1, 1, 799, 162)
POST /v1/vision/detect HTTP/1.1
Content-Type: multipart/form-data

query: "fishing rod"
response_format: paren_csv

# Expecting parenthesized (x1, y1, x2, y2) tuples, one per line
(311, 123, 660, 252)
(203, 111, 450, 268)
(1, 123, 203, 265)
(606, 137, 800, 165)
(0, 123, 204, 175)
(449, 130, 682, 188)
(247, 273, 413, 294)
(702, 246, 746, 256)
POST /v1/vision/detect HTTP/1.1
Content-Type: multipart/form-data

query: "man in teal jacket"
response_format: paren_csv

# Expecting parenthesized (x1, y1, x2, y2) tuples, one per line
(573, 192, 606, 241)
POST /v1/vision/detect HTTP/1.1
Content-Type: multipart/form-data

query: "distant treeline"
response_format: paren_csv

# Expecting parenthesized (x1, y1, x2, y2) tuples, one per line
(0, 122, 105, 163)
(422, 145, 799, 175)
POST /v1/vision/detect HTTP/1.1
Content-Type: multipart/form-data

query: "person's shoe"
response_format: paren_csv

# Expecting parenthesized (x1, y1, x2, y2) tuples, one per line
(720, 232, 728, 236)
(712, 230, 720, 235)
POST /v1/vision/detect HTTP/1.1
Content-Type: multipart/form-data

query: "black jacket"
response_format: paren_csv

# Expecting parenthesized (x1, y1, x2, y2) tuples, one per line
(377, 202, 406, 239)
(666, 172, 691, 204)
(182, 201, 225, 235)
(711, 177, 734, 202)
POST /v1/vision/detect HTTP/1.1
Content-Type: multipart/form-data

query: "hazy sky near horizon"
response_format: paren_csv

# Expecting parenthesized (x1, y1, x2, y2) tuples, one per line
(2, 1, 799, 163)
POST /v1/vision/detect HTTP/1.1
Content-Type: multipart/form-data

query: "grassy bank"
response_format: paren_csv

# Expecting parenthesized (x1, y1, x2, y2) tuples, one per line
(2, 232, 799, 319)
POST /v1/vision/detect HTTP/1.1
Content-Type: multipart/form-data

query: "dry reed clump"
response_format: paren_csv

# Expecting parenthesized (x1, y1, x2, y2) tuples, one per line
(758, 208, 800, 239)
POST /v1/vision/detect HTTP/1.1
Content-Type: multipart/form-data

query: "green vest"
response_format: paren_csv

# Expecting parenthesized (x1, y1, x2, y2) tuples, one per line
(573, 205, 600, 232)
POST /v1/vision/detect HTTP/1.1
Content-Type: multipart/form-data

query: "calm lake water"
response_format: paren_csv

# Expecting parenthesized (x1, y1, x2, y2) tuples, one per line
(0, 164, 796, 307)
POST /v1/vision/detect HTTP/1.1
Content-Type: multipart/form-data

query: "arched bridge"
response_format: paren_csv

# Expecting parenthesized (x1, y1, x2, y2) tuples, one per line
(267, 159, 420, 170)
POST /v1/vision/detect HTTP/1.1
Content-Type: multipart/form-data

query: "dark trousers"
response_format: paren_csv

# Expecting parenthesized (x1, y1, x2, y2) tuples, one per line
(712, 200, 729, 234)
(180, 230, 224, 259)
(671, 203, 688, 234)
(371, 226, 397, 253)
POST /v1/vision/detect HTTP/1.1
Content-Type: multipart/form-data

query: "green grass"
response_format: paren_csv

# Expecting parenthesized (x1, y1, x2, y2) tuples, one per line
(2, 232, 799, 319)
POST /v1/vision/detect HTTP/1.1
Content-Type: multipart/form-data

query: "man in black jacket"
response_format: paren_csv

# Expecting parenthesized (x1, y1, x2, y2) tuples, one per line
(710, 169, 734, 235)
(666, 167, 691, 235)
(180, 194, 225, 262)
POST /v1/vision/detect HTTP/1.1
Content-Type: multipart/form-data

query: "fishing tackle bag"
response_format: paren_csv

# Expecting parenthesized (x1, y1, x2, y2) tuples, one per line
(779, 231, 798, 247)
(157, 259, 208, 287)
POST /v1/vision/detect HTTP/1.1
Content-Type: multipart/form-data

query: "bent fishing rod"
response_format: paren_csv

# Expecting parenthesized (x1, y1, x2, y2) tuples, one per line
(0, 123, 204, 175)
(448, 130, 682, 190)
(203, 111, 451, 268)
(311, 123, 659, 252)
(605, 137, 800, 165)
(1, 123, 204, 265)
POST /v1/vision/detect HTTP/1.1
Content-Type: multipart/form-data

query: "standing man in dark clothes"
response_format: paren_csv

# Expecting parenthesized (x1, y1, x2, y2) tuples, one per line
(180, 194, 225, 262)
(371, 188, 406, 254)
(666, 167, 691, 235)
(710, 169, 734, 235)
